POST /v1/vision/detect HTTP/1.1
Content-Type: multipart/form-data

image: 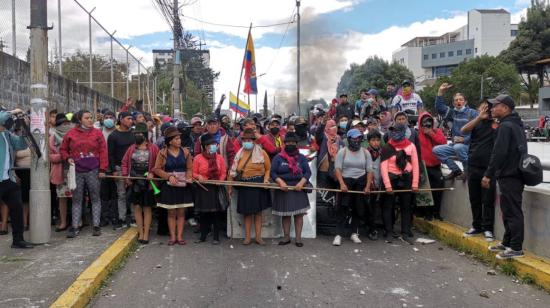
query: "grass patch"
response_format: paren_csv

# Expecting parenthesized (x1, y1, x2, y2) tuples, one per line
(499, 262, 517, 276)
(521, 273, 535, 284)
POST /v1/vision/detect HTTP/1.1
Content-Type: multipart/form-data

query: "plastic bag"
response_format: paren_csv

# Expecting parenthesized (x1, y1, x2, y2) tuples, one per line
(68, 163, 76, 190)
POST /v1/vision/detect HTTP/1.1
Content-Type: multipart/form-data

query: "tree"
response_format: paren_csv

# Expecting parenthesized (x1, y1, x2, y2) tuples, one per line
(336, 56, 414, 103)
(419, 55, 521, 112)
(500, 0, 550, 107)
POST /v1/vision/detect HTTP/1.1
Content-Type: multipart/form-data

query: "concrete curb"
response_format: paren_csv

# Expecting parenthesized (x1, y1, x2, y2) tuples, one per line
(415, 218, 550, 292)
(50, 228, 138, 308)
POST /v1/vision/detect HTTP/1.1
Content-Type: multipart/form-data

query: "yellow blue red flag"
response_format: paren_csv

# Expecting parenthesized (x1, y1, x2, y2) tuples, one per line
(243, 31, 257, 95)
(229, 92, 250, 115)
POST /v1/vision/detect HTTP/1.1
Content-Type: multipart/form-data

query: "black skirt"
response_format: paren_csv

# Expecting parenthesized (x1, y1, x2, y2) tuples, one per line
(236, 176, 271, 215)
(195, 184, 223, 213)
(128, 186, 156, 207)
(157, 183, 194, 209)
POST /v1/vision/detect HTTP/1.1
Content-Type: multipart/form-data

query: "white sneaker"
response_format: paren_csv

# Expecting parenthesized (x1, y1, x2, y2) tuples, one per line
(350, 233, 362, 244)
(484, 231, 495, 242)
(332, 235, 342, 246)
(463, 228, 482, 237)
(188, 218, 198, 227)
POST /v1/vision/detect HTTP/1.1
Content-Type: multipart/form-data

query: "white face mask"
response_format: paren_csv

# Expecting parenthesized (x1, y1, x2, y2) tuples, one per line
(454, 106, 466, 112)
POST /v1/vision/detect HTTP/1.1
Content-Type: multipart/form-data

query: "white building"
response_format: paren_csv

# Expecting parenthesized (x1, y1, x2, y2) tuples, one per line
(392, 9, 518, 86)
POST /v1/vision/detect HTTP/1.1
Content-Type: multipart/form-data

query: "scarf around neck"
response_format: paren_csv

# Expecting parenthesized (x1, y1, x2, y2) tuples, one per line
(202, 151, 219, 180)
(53, 125, 71, 147)
(324, 120, 339, 158)
(279, 149, 302, 176)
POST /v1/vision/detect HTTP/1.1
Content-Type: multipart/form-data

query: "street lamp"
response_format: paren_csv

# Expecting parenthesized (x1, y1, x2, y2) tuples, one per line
(480, 75, 494, 100)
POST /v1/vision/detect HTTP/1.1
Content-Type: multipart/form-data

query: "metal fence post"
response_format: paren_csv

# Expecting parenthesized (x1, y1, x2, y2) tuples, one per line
(126, 46, 132, 99)
(138, 63, 141, 99)
(57, 0, 62, 75)
(88, 8, 95, 89)
(11, 0, 16, 57)
(110, 31, 116, 98)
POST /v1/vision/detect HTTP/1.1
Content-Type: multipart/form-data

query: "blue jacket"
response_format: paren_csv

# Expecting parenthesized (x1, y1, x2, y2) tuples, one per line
(0, 131, 27, 182)
(435, 96, 478, 144)
(270, 153, 312, 186)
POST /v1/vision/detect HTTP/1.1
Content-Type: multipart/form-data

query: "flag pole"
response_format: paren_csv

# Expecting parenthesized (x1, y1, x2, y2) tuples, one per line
(235, 23, 252, 122)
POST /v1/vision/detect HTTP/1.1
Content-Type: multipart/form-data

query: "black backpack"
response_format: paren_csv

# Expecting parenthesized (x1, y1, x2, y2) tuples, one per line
(512, 125, 543, 186)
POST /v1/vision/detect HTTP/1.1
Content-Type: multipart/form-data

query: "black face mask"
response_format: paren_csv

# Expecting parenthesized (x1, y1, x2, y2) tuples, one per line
(270, 127, 280, 135)
(348, 140, 361, 151)
(222, 123, 230, 131)
(285, 144, 297, 154)
(134, 133, 146, 145)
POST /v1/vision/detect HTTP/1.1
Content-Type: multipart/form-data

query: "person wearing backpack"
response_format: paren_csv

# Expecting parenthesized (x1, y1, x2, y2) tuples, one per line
(482, 95, 526, 259)
(332, 129, 374, 246)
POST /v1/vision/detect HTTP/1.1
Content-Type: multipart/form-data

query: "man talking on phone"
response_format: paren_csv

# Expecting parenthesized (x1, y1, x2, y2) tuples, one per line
(433, 83, 478, 181)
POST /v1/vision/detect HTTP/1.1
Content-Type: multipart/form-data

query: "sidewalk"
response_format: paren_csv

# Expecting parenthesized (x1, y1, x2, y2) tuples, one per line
(0, 226, 124, 307)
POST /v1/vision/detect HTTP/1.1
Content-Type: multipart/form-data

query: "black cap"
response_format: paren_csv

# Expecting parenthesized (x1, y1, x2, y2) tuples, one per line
(488, 94, 515, 110)
(402, 79, 412, 86)
(206, 114, 219, 123)
(284, 132, 299, 143)
(339, 93, 348, 98)
(55, 113, 69, 126)
(118, 111, 133, 121)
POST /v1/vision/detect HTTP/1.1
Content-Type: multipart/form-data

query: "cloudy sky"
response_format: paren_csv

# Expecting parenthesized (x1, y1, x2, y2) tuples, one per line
(0, 0, 530, 113)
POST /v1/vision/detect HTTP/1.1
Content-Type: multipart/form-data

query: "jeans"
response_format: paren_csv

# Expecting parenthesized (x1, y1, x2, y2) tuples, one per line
(383, 175, 413, 235)
(0, 180, 24, 242)
(426, 166, 444, 217)
(115, 166, 128, 221)
(467, 166, 495, 232)
(432, 143, 469, 173)
(336, 175, 371, 236)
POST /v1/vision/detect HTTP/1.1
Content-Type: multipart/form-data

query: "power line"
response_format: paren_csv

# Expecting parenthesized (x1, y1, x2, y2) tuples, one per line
(181, 14, 296, 29)
(262, 7, 296, 76)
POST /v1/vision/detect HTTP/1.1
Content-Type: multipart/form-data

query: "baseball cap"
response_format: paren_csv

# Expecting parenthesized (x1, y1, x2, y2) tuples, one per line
(191, 116, 204, 125)
(488, 94, 515, 110)
(206, 114, 219, 123)
(346, 129, 363, 139)
(351, 119, 364, 127)
(367, 89, 379, 96)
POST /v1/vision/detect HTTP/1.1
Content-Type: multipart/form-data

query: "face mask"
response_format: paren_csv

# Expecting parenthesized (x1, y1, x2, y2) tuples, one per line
(103, 118, 115, 128)
(270, 127, 280, 135)
(134, 133, 146, 145)
(454, 106, 466, 112)
(367, 98, 374, 104)
(339, 121, 348, 129)
(285, 144, 297, 154)
(295, 125, 307, 137)
(243, 141, 254, 150)
(208, 144, 218, 154)
(348, 139, 362, 151)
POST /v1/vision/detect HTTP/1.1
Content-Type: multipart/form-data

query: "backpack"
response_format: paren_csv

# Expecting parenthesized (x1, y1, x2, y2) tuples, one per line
(511, 124, 543, 186)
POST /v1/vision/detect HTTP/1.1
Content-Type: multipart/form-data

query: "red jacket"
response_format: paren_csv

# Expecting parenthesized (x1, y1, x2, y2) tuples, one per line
(121, 143, 160, 177)
(60, 126, 108, 172)
(417, 112, 447, 167)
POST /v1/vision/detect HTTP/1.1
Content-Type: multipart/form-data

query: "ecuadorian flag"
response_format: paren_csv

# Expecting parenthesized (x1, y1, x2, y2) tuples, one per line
(229, 92, 250, 116)
(243, 32, 257, 95)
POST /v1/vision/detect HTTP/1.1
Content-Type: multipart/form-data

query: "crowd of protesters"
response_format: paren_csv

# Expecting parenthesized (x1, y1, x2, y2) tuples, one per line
(0, 81, 530, 259)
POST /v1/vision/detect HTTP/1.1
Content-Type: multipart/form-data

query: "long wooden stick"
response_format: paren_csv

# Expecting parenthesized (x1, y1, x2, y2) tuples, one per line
(103, 175, 209, 191)
(198, 179, 454, 195)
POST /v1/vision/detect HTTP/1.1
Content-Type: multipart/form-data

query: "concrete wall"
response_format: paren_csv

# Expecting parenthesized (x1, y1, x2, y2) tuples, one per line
(392, 46, 428, 81)
(421, 39, 475, 68)
(440, 174, 550, 259)
(0, 51, 121, 112)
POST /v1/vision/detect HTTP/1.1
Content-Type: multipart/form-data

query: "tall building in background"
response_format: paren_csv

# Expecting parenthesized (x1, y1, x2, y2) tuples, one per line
(392, 9, 518, 87)
(152, 48, 214, 106)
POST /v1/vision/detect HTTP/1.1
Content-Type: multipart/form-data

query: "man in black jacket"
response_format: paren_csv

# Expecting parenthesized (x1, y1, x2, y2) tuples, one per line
(460, 100, 497, 241)
(482, 94, 526, 259)
(335, 94, 355, 121)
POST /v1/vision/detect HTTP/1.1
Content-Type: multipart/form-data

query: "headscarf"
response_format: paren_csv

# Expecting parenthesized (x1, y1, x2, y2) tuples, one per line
(324, 120, 339, 158)
(279, 149, 302, 176)
(388, 123, 411, 148)
(52, 124, 72, 148)
(398, 86, 413, 100)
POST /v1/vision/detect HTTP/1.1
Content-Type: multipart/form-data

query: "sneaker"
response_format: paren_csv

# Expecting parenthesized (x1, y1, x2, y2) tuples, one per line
(463, 228, 482, 237)
(113, 219, 126, 230)
(444, 170, 463, 181)
(332, 235, 342, 246)
(350, 233, 362, 244)
(188, 218, 198, 227)
(484, 231, 495, 242)
(367, 231, 378, 241)
(92, 226, 102, 236)
(67, 227, 79, 238)
(496, 249, 524, 260)
(488, 243, 509, 252)
(400, 234, 415, 245)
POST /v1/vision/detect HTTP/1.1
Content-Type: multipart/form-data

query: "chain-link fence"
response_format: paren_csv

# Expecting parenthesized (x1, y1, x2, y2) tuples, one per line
(0, 0, 154, 113)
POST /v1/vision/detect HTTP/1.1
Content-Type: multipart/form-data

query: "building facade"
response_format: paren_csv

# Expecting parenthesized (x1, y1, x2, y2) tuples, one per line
(392, 9, 518, 85)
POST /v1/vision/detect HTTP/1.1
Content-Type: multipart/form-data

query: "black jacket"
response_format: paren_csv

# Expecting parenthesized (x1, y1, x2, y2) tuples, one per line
(468, 119, 496, 169)
(335, 103, 355, 120)
(485, 112, 525, 179)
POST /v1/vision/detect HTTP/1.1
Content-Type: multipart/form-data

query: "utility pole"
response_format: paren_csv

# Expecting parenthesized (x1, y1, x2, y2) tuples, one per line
(296, 0, 301, 116)
(57, 0, 62, 75)
(11, 0, 16, 57)
(88, 7, 96, 89)
(172, 0, 182, 117)
(28, 0, 51, 244)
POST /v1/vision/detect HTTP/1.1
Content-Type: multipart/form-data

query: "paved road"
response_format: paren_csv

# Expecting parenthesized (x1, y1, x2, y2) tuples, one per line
(0, 226, 122, 308)
(92, 231, 550, 308)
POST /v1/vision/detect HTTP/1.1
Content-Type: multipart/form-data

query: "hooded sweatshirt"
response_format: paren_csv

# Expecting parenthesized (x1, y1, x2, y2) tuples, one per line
(435, 96, 478, 144)
(417, 112, 447, 167)
(484, 112, 525, 180)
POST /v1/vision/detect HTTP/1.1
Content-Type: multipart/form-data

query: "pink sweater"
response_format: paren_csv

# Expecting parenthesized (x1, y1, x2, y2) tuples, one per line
(380, 143, 419, 189)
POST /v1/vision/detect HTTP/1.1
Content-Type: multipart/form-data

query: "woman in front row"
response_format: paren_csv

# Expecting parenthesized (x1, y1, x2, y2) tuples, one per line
(193, 134, 227, 245)
(270, 132, 311, 247)
(153, 126, 194, 246)
(380, 123, 419, 244)
(228, 128, 272, 245)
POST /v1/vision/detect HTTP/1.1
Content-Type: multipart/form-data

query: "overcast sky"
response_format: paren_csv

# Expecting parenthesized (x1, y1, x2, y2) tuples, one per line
(0, 0, 530, 113)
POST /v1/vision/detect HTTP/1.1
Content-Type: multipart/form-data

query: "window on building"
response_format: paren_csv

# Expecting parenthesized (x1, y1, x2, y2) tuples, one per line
(440, 52, 445, 58)
(466, 49, 472, 55)
(475, 47, 478, 53)
(423, 54, 429, 60)
(511, 29, 518, 37)
(448, 51, 454, 57)
(457, 50, 463, 56)
(432, 53, 437, 59)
